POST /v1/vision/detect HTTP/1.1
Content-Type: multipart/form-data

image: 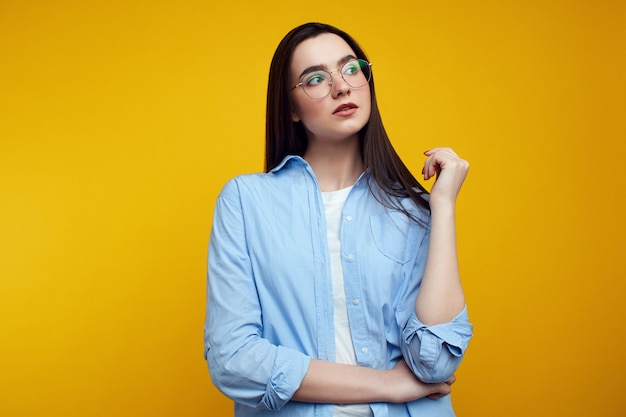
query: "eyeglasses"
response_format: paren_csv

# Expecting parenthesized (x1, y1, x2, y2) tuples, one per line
(290, 59, 372, 99)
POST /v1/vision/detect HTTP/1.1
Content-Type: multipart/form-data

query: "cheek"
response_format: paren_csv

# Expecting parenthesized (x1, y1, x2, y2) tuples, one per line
(362, 94, 372, 114)
(360, 94, 372, 121)
(293, 99, 325, 122)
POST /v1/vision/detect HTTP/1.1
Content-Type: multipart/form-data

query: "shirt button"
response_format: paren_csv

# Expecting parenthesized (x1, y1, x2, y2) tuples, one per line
(346, 254, 354, 261)
(361, 347, 368, 354)
(352, 299, 360, 306)
(346, 215, 353, 222)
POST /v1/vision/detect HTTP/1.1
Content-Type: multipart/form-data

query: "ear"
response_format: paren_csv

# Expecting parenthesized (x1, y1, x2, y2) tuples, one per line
(291, 108, 300, 122)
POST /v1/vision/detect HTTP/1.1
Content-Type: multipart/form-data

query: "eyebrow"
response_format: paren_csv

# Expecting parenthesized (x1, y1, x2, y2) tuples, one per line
(297, 54, 357, 79)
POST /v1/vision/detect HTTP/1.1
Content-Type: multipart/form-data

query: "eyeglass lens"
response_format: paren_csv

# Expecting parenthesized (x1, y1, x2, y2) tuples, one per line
(300, 59, 371, 98)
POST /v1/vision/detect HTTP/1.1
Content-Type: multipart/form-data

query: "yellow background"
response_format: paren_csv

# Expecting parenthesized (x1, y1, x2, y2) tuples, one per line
(1, 0, 624, 416)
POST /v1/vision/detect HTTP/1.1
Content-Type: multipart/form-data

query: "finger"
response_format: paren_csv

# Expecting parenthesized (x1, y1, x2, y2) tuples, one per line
(427, 392, 450, 400)
(425, 148, 461, 169)
(446, 375, 456, 386)
(423, 147, 446, 156)
(424, 148, 443, 155)
(426, 383, 452, 399)
(422, 157, 431, 180)
(423, 161, 436, 181)
(424, 147, 457, 158)
(423, 155, 441, 181)
(423, 153, 439, 180)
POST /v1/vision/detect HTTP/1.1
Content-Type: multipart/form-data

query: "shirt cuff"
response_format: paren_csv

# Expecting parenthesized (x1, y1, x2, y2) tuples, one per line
(263, 346, 311, 410)
(400, 306, 473, 382)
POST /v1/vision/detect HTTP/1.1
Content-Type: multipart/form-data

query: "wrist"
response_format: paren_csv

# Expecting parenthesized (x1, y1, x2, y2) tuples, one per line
(429, 198, 456, 218)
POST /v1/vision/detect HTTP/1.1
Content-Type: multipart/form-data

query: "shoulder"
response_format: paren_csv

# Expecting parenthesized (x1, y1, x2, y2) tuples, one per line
(218, 163, 305, 206)
(218, 172, 267, 201)
(221, 156, 307, 192)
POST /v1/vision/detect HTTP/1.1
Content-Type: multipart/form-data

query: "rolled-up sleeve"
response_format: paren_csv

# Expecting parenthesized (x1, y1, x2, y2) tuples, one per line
(399, 307, 472, 383)
(204, 179, 310, 410)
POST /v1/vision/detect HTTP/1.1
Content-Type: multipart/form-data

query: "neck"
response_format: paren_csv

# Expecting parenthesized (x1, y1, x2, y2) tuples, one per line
(303, 136, 364, 192)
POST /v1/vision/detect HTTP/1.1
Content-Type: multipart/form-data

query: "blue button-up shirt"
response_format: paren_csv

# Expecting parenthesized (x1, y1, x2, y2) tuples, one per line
(205, 156, 472, 417)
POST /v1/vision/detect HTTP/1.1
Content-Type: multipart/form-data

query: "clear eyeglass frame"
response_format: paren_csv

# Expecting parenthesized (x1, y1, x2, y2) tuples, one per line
(290, 59, 373, 99)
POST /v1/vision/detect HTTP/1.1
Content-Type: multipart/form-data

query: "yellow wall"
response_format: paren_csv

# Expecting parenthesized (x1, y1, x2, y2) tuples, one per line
(1, 1, 624, 415)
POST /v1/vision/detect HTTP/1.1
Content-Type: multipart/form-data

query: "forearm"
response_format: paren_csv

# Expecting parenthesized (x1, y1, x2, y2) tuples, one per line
(293, 359, 387, 403)
(416, 203, 465, 325)
(292, 359, 447, 404)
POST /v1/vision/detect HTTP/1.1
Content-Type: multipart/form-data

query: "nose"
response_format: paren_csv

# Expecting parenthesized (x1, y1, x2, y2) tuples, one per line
(329, 70, 350, 98)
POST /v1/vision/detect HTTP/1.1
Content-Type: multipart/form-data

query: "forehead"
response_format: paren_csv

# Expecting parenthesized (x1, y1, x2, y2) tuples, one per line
(290, 33, 356, 73)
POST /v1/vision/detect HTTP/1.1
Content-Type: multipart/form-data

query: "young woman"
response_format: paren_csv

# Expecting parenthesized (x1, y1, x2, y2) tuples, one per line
(204, 22, 473, 417)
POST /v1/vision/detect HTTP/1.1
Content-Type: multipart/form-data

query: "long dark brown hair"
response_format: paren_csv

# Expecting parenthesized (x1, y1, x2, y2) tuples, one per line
(265, 22, 430, 219)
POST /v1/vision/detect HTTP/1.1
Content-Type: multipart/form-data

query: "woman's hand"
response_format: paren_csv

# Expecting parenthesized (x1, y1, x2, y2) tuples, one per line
(384, 360, 453, 403)
(422, 148, 469, 210)
(427, 374, 456, 400)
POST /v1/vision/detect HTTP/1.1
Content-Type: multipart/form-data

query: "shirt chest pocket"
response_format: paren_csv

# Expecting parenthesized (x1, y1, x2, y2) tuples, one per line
(369, 210, 426, 265)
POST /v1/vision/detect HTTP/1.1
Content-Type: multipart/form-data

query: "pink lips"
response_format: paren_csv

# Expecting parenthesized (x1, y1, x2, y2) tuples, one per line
(333, 102, 358, 116)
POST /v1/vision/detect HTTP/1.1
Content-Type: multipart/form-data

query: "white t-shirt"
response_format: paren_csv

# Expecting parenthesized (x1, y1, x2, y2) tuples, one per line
(322, 186, 373, 417)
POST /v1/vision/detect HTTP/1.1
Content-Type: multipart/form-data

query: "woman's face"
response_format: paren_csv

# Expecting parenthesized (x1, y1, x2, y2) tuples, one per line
(289, 33, 372, 144)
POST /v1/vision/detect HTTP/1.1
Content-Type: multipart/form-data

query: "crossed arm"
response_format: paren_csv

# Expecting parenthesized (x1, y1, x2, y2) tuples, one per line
(293, 148, 469, 404)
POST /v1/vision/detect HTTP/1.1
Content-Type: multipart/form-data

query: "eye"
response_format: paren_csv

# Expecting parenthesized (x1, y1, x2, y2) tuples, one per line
(303, 71, 328, 87)
(342, 61, 361, 76)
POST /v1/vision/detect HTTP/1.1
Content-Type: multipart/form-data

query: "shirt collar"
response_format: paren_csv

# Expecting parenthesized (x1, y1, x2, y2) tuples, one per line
(269, 155, 307, 173)
(270, 154, 372, 188)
